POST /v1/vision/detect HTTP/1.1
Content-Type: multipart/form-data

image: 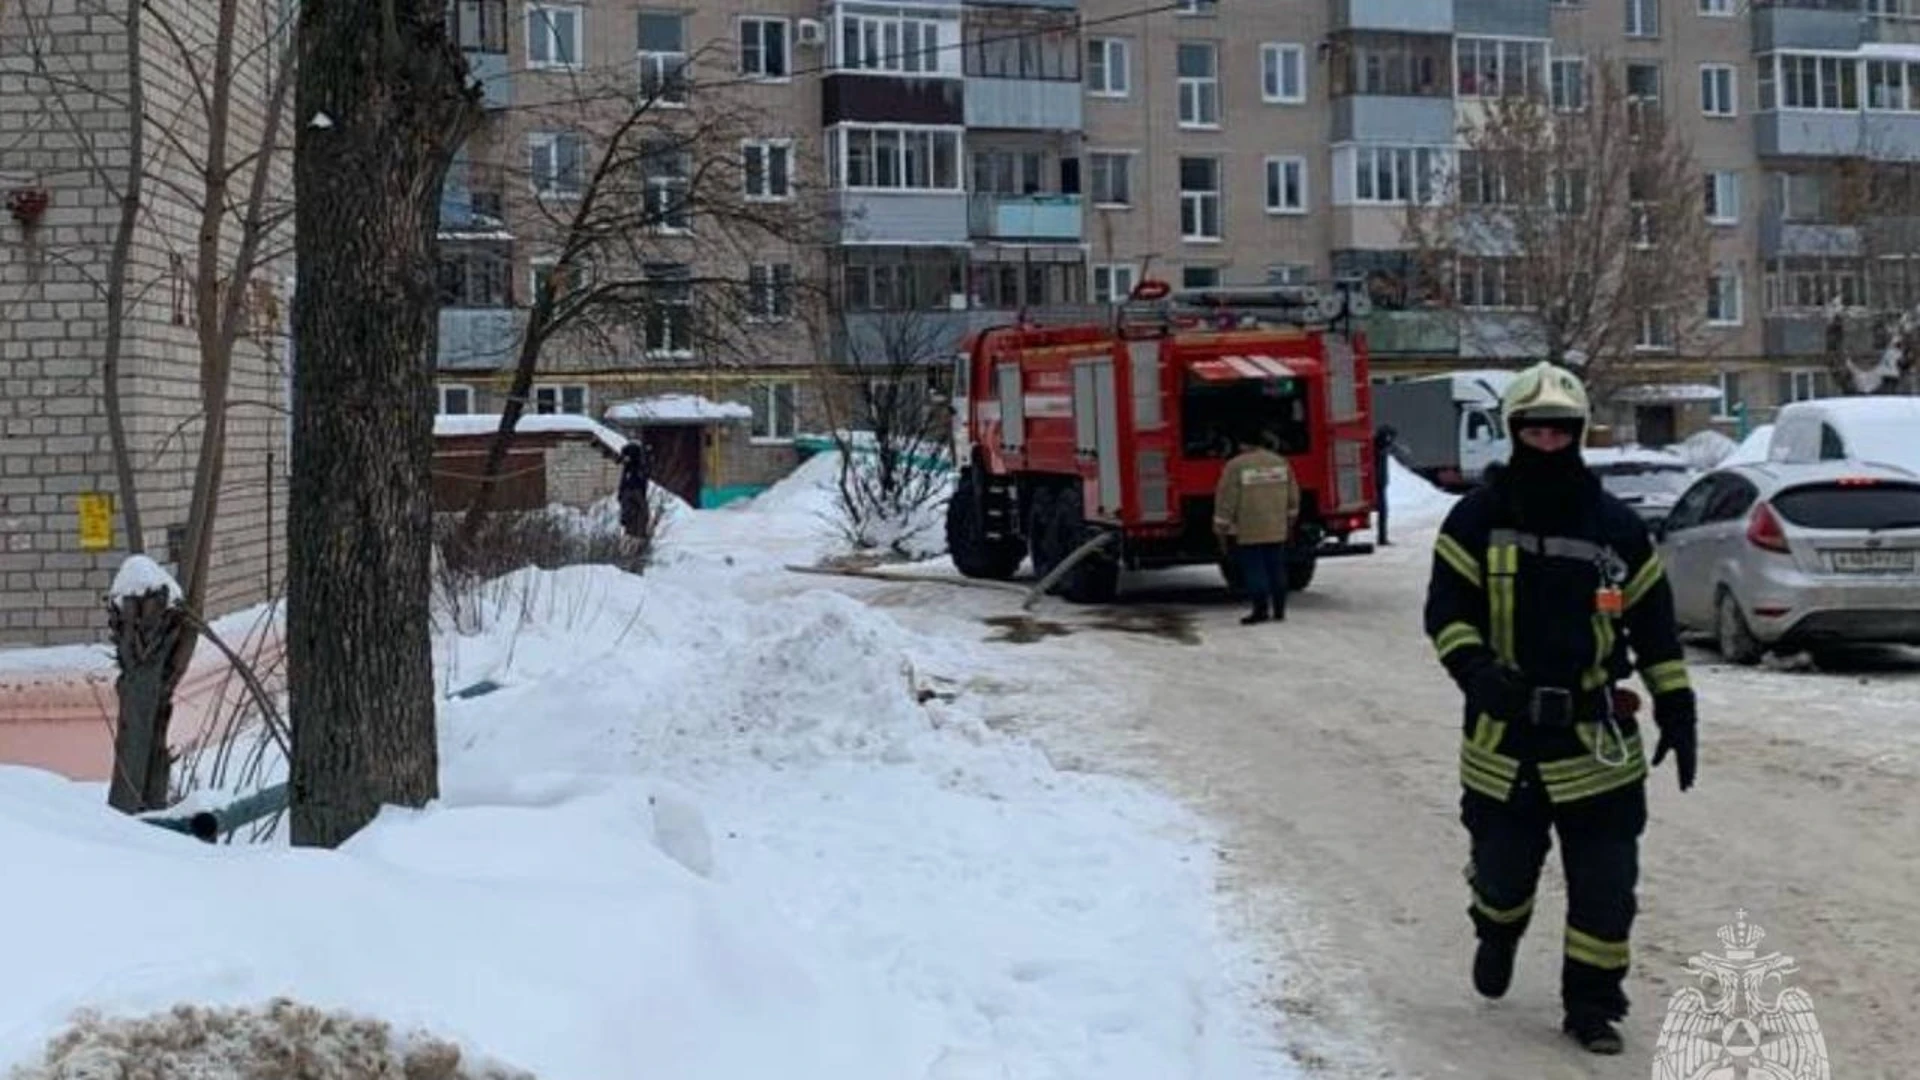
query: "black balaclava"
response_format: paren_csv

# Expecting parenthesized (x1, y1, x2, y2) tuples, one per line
(1502, 416, 1592, 530)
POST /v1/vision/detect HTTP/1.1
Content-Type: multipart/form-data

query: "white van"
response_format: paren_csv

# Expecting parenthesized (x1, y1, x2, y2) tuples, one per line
(1767, 397, 1920, 476)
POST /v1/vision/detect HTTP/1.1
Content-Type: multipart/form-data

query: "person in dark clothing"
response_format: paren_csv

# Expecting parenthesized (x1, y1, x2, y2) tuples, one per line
(617, 441, 652, 539)
(1373, 424, 1397, 545)
(1421, 361, 1697, 1056)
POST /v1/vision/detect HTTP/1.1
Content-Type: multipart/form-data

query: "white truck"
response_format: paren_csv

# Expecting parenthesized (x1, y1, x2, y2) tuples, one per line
(1766, 396, 1920, 476)
(1372, 370, 1514, 492)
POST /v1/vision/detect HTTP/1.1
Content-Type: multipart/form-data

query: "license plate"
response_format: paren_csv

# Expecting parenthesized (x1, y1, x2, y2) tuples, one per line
(1830, 549, 1915, 573)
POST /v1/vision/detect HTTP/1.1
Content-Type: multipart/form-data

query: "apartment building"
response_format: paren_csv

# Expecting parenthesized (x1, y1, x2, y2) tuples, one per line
(435, 0, 1920, 490)
(0, 0, 290, 647)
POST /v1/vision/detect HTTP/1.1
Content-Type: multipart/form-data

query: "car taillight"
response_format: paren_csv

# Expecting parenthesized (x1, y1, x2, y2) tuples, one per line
(1747, 502, 1789, 553)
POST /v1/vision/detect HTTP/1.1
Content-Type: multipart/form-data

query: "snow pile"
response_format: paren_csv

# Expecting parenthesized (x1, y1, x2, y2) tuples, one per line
(1678, 429, 1739, 471)
(107, 554, 183, 605)
(4, 558, 1284, 1079)
(1384, 456, 1458, 529)
(1721, 423, 1774, 467)
(433, 414, 629, 458)
(603, 393, 752, 424)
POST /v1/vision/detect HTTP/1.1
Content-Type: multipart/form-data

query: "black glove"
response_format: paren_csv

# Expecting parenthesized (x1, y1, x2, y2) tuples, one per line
(1651, 689, 1697, 792)
(1467, 663, 1531, 726)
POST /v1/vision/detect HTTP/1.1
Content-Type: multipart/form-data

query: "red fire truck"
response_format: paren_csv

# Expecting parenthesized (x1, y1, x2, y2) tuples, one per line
(945, 280, 1378, 602)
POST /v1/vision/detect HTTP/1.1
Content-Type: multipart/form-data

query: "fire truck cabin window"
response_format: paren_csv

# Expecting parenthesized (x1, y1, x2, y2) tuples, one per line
(1181, 376, 1310, 457)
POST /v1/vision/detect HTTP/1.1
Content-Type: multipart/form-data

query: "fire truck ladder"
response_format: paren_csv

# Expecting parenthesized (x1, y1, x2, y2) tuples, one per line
(1117, 280, 1372, 335)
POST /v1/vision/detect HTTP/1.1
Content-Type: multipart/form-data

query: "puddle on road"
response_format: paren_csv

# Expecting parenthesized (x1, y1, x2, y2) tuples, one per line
(980, 608, 1200, 647)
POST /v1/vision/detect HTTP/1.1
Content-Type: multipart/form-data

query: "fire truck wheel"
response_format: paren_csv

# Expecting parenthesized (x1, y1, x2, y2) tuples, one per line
(1040, 483, 1119, 604)
(1286, 554, 1317, 591)
(947, 470, 1023, 580)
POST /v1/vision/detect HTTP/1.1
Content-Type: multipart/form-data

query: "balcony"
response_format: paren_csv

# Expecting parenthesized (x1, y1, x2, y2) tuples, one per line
(968, 193, 1081, 241)
(832, 190, 970, 244)
(1759, 210, 1862, 257)
(1455, 0, 1548, 38)
(466, 50, 511, 109)
(964, 76, 1081, 130)
(1752, 4, 1863, 51)
(1332, 96, 1455, 143)
(823, 74, 964, 126)
(439, 187, 506, 232)
(1333, 0, 1450, 34)
(1358, 310, 1459, 356)
(836, 306, 1102, 363)
(438, 307, 525, 370)
(1756, 110, 1920, 161)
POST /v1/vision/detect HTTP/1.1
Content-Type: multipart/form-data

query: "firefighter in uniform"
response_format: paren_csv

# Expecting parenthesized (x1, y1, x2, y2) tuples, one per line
(1421, 361, 1698, 1055)
(1214, 431, 1300, 624)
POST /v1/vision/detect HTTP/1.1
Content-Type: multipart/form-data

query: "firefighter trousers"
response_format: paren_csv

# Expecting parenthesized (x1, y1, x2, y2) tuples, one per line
(1460, 770, 1647, 1022)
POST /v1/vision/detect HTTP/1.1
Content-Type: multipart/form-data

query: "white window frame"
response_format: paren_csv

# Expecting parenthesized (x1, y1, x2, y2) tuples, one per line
(1700, 63, 1736, 117)
(529, 255, 559, 304)
(438, 383, 475, 415)
(526, 4, 582, 69)
(1179, 155, 1221, 242)
(528, 131, 584, 197)
(642, 144, 692, 233)
(750, 380, 799, 443)
(533, 382, 589, 415)
(1707, 267, 1743, 326)
(746, 262, 793, 322)
(743, 139, 793, 200)
(1264, 155, 1306, 214)
(738, 16, 790, 80)
(1088, 150, 1133, 207)
(1455, 36, 1549, 100)
(638, 10, 690, 105)
(1627, 0, 1659, 38)
(836, 12, 953, 76)
(1783, 368, 1826, 403)
(1261, 43, 1305, 104)
(643, 264, 695, 356)
(1335, 145, 1448, 206)
(828, 124, 965, 192)
(1713, 370, 1742, 419)
(1177, 42, 1220, 128)
(1706, 170, 1740, 225)
(1092, 263, 1137, 304)
(1635, 308, 1676, 351)
(1698, 0, 1733, 14)
(1551, 56, 1586, 111)
(1086, 38, 1129, 96)
(1764, 53, 1861, 112)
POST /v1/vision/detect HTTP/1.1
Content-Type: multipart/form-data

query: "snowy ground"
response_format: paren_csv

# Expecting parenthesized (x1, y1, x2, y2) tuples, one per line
(0, 452, 1290, 1079)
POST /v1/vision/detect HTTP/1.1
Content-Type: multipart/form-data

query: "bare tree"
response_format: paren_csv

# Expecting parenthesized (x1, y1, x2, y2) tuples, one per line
(1802, 156, 1920, 395)
(1403, 57, 1715, 399)
(448, 46, 828, 559)
(287, 3, 479, 848)
(809, 305, 955, 556)
(6, 0, 297, 812)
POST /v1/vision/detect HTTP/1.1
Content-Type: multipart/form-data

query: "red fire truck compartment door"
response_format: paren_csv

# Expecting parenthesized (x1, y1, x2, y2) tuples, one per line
(1189, 354, 1299, 381)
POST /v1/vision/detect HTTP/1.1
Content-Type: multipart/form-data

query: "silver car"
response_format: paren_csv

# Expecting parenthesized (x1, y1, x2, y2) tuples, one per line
(1653, 460, 1920, 663)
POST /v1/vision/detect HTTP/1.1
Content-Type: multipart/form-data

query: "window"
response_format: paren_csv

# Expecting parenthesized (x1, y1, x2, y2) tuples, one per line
(1177, 43, 1219, 127)
(1089, 151, 1132, 205)
(1708, 267, 1742, 325)
(1261, 43, 1304, 104)
(1765, 256, 1863, 312)
(1699, 0, 1732, 13)
(1780, 368, 1828, 403)
(641, 140, 691, 232)
(1332, 33, 1450, 98)
(1086, 38, 1129, 95)
(1636, 308, 1675, 350)
(966, 19, 1077, 79)
(829, 126, 963, 191)
(1182, 266, 1221, 289)
(747, 263, 793, 320)
(644, 263, 693, 354)
(526, 4, 580, 68)
(1713, 370, 1743, 419)
(1627, 62, 1662, 137)
(1551, 57, 1586, 110)
(1701, 64, 1735, 116)
(1456, 257, 1530, 309)
(744, 140, 792, 200)
(529, 132, 584, 196)
(438, 246, 511, 306)
(1552, 167, 1588, 215)
(739, 17, 789, 79)
(1627, 0, 1659, 37)
(639, 11, 689, 104)
(1092, 263, 1136, 304)
(1340, 145, 1444, 205)
(1705, 170, 1740, 224)
(839, 13, 947, 75)
(1458, 150, 1522, 206)
(1176, 0, 1217, 15)
(1456, 37, 1546, 99)
(438, 384, 475, 415)
(533, 383, 588, 415)
(750, 381, 798, 441)
(1768, 54, 1859, 111)
(453, 0, 508, 52)
(1864, 59, 1920, 111)
(1265, 156, 1306, 213)
(971, 149, 1042, 194)
(529, 256, 559, 303)
(1179, 156, 1220, 240)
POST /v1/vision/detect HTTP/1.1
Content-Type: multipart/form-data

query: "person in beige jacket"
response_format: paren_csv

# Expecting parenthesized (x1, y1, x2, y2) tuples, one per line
(1213, 431, 1301, 624)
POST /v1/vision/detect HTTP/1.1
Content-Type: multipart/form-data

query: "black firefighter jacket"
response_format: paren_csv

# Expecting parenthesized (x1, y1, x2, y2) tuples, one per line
(1422, 465, 1693, 805)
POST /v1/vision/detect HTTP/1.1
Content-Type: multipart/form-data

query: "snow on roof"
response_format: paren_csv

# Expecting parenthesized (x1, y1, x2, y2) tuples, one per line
(433, 413, 630, 457)
(603, 393, 753, 425)
(1778, 395, 1920, 424)
(1584, 445, 1691, 469)
(1612, 382, 1724, 405)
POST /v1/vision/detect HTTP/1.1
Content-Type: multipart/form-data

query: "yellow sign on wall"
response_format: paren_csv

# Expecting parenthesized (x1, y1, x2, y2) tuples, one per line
(77, 493, 114, 551)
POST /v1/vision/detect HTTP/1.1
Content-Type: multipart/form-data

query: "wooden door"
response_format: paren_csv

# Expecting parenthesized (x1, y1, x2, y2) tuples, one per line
(642, 426, 704, 507)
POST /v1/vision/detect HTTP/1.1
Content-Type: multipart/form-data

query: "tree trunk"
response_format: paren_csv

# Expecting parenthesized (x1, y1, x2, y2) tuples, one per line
(286, 3, 478, 848)
(106, 588, 186, 812)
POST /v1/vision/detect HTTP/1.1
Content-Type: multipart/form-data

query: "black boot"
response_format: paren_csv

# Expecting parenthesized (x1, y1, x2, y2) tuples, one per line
(1241, 608, 1269, 625)
(1473, 936, 1517, 999)
(1562, 1014, 1623, 1054)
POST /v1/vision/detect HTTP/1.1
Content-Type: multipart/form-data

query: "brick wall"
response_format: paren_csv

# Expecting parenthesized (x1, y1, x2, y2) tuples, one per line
(0, 0, 290, 647)
(545, 440, 620, 508)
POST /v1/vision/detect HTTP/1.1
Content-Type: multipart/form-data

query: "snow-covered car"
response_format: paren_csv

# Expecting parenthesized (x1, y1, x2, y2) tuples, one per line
(1653, 460, 1920, 663)
(1584, 446, 1694, 529)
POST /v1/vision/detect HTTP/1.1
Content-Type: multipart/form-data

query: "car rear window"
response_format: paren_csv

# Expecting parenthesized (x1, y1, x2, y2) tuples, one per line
(1771, 482, 1920, 530)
